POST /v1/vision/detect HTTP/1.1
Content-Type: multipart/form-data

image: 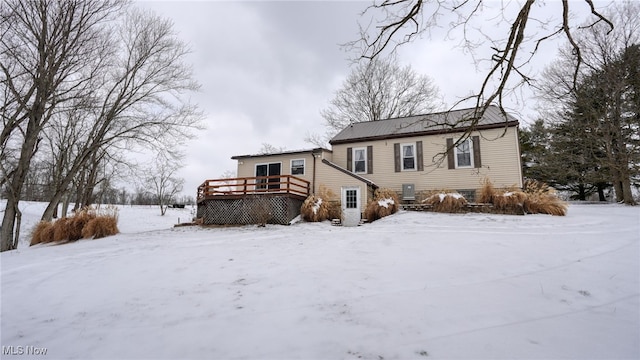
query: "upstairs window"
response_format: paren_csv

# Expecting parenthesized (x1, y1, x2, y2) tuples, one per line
(353, 148, 366, 173)
(291, 159, 304, 175)
(455, 139, 473, 168)
(402, 144, 416, 171)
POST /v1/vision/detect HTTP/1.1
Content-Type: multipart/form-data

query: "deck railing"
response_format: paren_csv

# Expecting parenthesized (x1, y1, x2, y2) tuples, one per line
(197, 175, 310, 201)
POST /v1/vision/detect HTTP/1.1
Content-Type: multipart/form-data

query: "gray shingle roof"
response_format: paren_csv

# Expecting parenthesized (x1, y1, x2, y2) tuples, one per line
(329, 105, 519, 145)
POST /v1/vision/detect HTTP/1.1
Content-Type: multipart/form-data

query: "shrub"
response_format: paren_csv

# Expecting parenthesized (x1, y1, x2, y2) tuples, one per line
(69, 208, 97, 240)
(301, 195, 329, 222)
(365, 188, 400, 222)
(52, 217, 73, 242)
(523, 179, 568, 216)
(300, 185, 338, 222)
(481, 178, 567, 216)
(524, 194, 568, 216)
(478, 178, 496, 204)
(326, 200, 342, 220)
(82, 215, 119, 239)
(29, 206, 120, 245)
(30, 221, 54, 246)
(422, 192, 468, 213)
(492, 191, 528, 211)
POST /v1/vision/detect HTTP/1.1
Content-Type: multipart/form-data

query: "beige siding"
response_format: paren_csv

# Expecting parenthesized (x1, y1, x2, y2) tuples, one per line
(331, 126, 523, 196)
(315, 161, 372, 210)
(235, 149, 333, 193)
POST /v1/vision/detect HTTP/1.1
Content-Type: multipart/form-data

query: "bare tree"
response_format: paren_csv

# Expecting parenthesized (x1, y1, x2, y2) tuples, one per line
(309, 56, 442, 146)
(144, 154, 185, 216)
(0, 0, 123, 251)
(38, 8, 203, 222)
(259, 143, 286, 155)
(346, 0, 614, 139)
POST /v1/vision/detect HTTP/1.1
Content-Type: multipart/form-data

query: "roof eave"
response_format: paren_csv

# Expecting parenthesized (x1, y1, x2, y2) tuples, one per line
(329, 120, 519, 145)
(231, 147, 331, 160)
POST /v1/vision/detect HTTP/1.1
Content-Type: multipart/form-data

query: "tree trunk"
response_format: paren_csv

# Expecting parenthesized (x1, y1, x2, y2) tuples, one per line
(1, 202, 17, 252)
(621, 177, 636, 205)
(1, 121, 42, 251)
(61, 193, 70, 218)
(577, 184, 586, 201)
(597, 183, 607, 202)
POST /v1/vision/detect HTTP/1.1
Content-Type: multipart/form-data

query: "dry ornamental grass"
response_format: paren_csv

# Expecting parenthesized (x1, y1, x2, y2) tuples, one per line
(300, 185, 340, 222)
(30, 206, 120, 246)
(365, 188, 400, 222)
(479, 178, 568, 216)
(422, 193, 468, 213)
(82, 215, 119, 239)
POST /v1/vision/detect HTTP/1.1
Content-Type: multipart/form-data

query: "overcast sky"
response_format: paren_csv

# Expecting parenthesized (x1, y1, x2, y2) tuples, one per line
(137, 0, 612, 198)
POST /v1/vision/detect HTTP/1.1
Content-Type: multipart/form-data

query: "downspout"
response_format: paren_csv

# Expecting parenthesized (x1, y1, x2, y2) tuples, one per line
(312, 151, 317, 194)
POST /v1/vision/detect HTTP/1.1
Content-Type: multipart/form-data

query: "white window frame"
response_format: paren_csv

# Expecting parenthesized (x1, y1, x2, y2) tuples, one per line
(352, 147, 367, 174)
(454, 139, 474, 168)
(401, 143, 417, 171)
(290, 159, 305, 175)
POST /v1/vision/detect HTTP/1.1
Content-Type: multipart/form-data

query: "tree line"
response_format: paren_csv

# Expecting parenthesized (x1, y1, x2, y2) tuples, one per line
(1, 0, 202, 251)
(521, 2, 639, 204)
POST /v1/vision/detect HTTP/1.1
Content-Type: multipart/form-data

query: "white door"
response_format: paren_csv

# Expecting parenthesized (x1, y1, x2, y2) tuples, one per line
(341, 186, 361, 226)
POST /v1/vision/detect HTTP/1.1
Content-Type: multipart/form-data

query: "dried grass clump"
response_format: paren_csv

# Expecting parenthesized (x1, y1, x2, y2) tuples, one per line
(524, 195, 568, 216)
(365, 188, 400, 222)
(478, 178, 496, 204)
(82, 215, 119, 239)
(52, 217, 73, 242)
(68, 208, 97, 241)
(301, 195, 330, 222)
(300, 185, 338, 222)
(522, 179, 568, 216)
(523, 179, 554, 195)
(492, 191, 527, 213)
(422, 193, 468, 213)
(30, 221, 55, 246)
(480, 178, 567, 216)
(29, 206, 120, 245)
(326, 201, 342, 220)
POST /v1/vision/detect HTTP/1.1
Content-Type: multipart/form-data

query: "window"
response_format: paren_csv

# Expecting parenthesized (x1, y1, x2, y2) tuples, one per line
(291, 159, 304, 175)
(455, 139, 473, 168)
(353, 148, 366, 173)
(401, 144, 416, 171)
(255, 163, 281, 190)
(345, 189, 358, 209)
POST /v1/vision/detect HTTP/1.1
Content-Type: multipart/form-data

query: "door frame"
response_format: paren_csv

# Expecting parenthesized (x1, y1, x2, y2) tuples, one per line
(341, 186, 361, 226)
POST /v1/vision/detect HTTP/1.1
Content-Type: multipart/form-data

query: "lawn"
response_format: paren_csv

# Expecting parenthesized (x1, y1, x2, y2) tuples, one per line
(1, 202, 638, 359)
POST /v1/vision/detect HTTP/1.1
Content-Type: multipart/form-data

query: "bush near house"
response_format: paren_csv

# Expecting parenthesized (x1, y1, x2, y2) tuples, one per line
(480, 178, 567, 216)
(30, 206, 119, 246)
(365, 188, 400, 222)
(422, 192, 468, 213)
(301, 186, 340, 222)
(522, 179, 569, 216)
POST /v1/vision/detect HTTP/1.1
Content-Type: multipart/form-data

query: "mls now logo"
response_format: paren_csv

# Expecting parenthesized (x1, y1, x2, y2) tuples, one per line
(2, 346, 48, 356)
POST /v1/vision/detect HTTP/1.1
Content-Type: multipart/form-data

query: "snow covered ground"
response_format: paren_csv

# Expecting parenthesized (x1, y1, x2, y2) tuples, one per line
(1, 202, 639, 359)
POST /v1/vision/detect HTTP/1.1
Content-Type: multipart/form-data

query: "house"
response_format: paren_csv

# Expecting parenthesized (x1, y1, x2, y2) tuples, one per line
(197, 105, 523, 226)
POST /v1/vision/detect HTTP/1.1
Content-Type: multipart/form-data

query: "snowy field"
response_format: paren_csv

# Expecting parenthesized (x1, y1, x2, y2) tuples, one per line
(1, 201, 639, 359)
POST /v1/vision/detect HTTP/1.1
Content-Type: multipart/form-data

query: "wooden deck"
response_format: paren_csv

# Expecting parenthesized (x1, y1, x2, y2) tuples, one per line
(197, 175, 310, 203)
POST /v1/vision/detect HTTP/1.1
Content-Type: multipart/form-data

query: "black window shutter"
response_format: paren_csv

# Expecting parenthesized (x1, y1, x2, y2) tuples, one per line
(347, 147, 352, 171)
(394, 143, 400, 172)
(367, 145, 373, 174)
(446, 138, 455, 169)
(472, 136, 482, 168)
(416, 141, 424, 171)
